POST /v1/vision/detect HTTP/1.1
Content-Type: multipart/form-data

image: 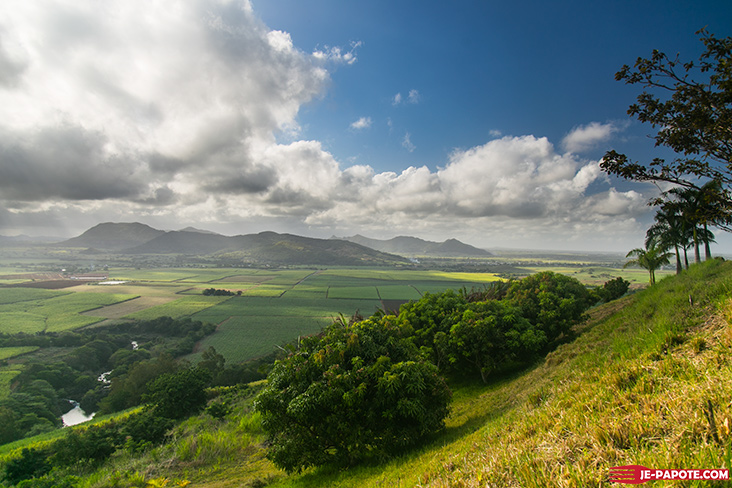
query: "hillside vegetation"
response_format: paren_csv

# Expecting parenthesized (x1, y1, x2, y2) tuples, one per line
(2, 260, 731, 487)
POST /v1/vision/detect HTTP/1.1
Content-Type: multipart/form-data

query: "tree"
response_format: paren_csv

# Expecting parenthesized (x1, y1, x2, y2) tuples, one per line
(143, 367, 211, 420)
(646, 202, 688, 273)
(446, 300, 544, 383)
(600, 29, 732, 194)
(504, 271, 591, 341)
(255, 317, 451, 473)
(624, 244, 673, 285)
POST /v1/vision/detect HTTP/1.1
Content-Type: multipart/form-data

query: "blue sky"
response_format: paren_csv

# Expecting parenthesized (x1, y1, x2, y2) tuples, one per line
(0, 0, 731, 252)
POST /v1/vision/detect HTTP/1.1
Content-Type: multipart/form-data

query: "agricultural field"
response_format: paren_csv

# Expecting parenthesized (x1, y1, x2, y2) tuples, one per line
(0, 259, 648, 364)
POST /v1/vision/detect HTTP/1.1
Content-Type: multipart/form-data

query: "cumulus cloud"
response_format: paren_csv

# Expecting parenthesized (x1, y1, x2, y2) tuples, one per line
(350, 117, 372, 130)
(562, 121, 622, 153)
(0, 1, 651, 249)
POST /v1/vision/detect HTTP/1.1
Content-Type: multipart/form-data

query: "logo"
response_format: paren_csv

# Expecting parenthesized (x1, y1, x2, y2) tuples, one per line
(609, 465, 730, 484)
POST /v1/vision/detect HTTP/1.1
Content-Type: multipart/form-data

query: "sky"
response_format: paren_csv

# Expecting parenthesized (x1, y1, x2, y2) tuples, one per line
(0, 0, 731, 252)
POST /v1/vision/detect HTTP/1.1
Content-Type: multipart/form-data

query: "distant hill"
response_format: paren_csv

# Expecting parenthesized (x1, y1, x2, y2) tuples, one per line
(338, 235, 492, 257)
(58, 222, 166, 250)
(61, 223, 408, 266)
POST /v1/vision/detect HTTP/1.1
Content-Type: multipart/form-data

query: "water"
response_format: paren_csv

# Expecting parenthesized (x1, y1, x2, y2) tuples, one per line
(62, 401, 95, 427)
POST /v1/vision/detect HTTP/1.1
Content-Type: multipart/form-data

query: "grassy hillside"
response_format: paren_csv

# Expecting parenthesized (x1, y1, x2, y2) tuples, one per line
(3, 260, 732, 487)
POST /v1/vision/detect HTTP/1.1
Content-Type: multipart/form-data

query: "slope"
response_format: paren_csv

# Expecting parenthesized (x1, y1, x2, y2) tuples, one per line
(4, 260, 731, 487)
(58, 222, 165, 250)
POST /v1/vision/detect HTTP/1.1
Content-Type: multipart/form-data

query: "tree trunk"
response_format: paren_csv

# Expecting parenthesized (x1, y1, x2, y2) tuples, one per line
(675, 246, 682, 274)
(684, 247, 689, 269)
(704, 222, 712, 260)
(694, 227, 701, 264)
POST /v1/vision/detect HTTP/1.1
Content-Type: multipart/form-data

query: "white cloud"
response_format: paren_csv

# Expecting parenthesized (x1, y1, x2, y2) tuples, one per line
(0, 1, 652, 250)
(392, 89, 420, 106)
(402, 132, 416, 152)
(312, 40, 362, 65)
(562, 121, 622, 153)
(350, 116, 372, 130)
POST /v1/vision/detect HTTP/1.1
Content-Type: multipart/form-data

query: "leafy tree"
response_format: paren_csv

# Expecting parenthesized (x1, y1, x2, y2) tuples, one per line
(505, 272, 591, 341)
(597, 277, 631, 302)
(600, 29, 732, 194)
(446, 300, 544, 382)
(143, 367, 211, 419)
(624, 244, 673, 285)
(255, 317, 451, 473)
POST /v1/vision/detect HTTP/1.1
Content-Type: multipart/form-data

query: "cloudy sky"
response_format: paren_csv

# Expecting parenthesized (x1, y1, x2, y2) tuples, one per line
(1, 0, 731, 252)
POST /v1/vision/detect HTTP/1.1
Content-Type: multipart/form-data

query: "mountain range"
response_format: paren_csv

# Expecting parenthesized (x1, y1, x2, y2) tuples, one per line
(57, 223, 409, 266)
(336, 234, 492, 257)
(55, 223, 490, 265)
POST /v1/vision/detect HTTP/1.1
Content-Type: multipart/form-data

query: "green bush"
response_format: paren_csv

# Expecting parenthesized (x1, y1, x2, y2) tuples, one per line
(255, 317, 451, 473)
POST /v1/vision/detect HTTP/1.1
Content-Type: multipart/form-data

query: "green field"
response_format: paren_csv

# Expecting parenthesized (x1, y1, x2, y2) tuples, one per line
(0, 264, 644, 364)
(0, 290, 138, 333)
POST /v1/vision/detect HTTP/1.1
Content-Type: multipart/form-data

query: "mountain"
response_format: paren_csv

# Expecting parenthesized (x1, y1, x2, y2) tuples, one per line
(338, 234, 492, 257)
(61, 223, 408, 266)
(58, 222, 166, 250)
(178, 226, 220, 235)
(127, 230, 408, 266)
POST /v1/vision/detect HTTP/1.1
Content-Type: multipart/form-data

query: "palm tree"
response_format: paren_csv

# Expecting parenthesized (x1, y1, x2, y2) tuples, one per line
(667, 180, 730, 262)
(646, 203, 686, 274)
(624, 243, 673, 285)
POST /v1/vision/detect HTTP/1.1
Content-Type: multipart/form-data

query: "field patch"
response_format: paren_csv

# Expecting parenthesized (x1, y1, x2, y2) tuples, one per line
(0, 288, 69, 305)
(327, 286, 380, 300)
(82, 296, 176, 319)
(124, 295, 231, 320)
(0, 313, 47, 334)
(194, 316, 330, 363)
(0, 292, 137, 333)
(0, 346, 39, 360)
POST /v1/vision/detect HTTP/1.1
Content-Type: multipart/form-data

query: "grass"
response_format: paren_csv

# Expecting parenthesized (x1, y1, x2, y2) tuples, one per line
(124, 295, 231, 320)
(0, 292, 138, 333)
(164, 261, 732, 486)
(4, 260, 731, 487)
(0, 346, 39, 360)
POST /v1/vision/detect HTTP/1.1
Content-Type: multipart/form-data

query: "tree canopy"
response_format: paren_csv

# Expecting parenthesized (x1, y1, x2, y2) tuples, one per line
(600, 29, 732, 192)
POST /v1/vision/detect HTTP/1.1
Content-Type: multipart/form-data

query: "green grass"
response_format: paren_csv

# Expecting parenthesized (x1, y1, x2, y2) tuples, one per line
(0, 346, 39, 360)
(7, 261, 732, 488)
(0, 288, 69, 305)
(327, 286, 380, 299)
(194, 316, 332, 363)
(123, 295, 231, 320)
(0, 292, 137, 333)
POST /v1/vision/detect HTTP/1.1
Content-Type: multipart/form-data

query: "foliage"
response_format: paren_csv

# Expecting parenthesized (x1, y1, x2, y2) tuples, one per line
(202, 288, 241, 296)
(3, 448, 51, 485)
(144, 368, 211, 420)
(624, 244, 673, 285)
(597, 277, 630, 302)
(446, 300, 544, 382)
(255, 317, 451, 473)
(600, 29, 732, 192)
(505, 271, 591, 340)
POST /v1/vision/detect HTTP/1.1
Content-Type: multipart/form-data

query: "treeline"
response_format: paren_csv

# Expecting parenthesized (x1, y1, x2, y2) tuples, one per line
(256, 272, 629, 473)
(202, 288, 241, 296)
(0, 316, 269, 445)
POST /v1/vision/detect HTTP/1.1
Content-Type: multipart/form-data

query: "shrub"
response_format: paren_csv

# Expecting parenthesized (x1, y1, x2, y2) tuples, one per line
(255, 317, 451, 473)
